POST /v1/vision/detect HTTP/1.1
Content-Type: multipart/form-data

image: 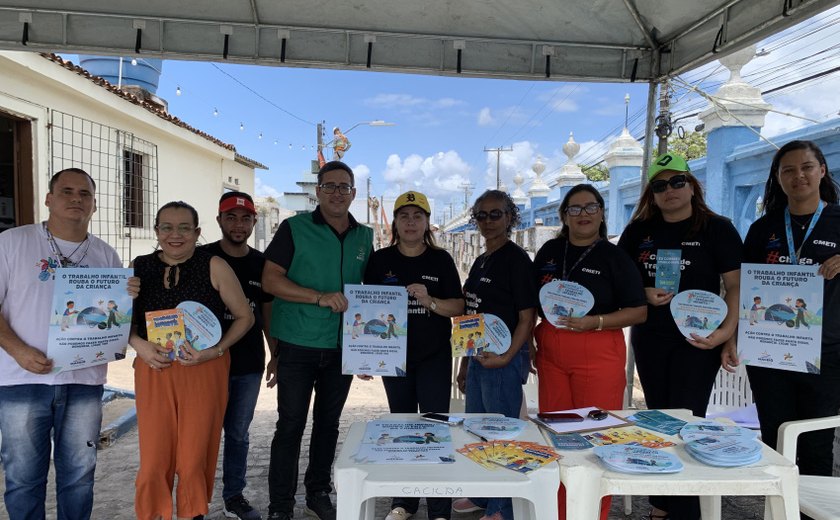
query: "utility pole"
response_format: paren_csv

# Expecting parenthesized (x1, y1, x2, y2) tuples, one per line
(656, 79, 672, 155)
(484, 146, 513, 190)
(366, 176, 372, 224)
(459, 182, 475, 210)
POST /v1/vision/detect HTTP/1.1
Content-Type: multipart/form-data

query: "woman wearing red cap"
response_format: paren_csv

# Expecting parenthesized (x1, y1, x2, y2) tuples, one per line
(362, 190, 464, 520)
(618, 153, 742, 520)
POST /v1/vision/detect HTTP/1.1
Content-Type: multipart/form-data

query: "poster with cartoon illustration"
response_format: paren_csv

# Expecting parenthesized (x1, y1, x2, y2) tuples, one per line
(342, 284, 408, 376)
(451, 313, 511, 356)
(670, 289, 727, 339)
(539, 280, 595, 327)
(738, 263, 823, 373)
(47, 268, 133, 373)
(354, 420, 455, 464)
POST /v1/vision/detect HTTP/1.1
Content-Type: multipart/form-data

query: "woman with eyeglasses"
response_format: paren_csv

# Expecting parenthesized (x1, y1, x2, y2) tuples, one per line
(362, 191, 465, 520)
(743, 140, 840, 482)
(533, 184, 646, 520)
(617, 153, 742, 520)
(130, 201, 253, 520)
(452, 190, 538, 520)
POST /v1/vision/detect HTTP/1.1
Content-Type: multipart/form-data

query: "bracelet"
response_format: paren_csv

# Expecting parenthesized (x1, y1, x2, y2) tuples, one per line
(217, 345, 224, 358)
(315, 292, 324, 306)
(596, 315, 604, 331)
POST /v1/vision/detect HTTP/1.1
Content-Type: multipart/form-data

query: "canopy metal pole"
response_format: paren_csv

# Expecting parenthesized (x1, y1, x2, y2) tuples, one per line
(640, 51, 661, 187)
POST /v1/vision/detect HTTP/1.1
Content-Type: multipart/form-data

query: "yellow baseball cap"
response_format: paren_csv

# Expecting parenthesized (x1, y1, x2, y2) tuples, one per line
(393, 191, 431, 215)
(648, 152, 691, 181)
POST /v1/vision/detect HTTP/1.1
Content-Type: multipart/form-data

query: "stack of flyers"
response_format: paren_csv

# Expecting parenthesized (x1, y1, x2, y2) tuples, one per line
(463, 417, 525, 441)
(626, 410, 687, 436)
(684, 436, 763, 467)
(679, 420, 759, 442)
(594, 444, 684, 474)
(457, 440, 560, 473)
(582, 427, 676, 449)
(545, 432, 593, 450)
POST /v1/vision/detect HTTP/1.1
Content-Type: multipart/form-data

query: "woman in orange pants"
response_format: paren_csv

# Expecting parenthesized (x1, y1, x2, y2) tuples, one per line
(130, 201, 253, 520)
(532, 184, 647, 520)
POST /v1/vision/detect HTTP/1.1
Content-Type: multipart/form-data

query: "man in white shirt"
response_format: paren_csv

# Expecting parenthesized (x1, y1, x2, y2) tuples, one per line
(0, 168, 138, 520)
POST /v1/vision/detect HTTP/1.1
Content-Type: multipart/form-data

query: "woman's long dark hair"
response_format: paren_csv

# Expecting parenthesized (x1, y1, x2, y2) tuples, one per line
(470, 190, 521, 237)
(558, 184, 608, 240)
(762, 140, 839, 215)
(628, 172, 716, 237)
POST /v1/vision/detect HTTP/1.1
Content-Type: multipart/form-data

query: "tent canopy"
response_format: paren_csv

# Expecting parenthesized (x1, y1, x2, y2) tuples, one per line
(0, 0, 835, 82)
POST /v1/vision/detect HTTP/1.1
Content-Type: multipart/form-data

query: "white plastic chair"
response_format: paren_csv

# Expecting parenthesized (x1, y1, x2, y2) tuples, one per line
(772, 414, 840, 519)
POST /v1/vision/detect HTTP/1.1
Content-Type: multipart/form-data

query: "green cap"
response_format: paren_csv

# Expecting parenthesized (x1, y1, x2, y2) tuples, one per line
(648, 152, 690, 181)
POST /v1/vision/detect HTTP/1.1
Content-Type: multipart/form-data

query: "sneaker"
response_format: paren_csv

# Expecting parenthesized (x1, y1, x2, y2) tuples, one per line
(452, 498, 484, 513)
(384, 507, 413, 520)
(224, 494, 262, 520)
(304, 492, 336, 520)
(266, 512, 291, 520)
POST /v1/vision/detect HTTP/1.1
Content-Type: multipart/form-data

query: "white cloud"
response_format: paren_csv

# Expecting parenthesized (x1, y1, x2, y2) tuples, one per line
(351, 163, 371, 183)
(254, 176, 282, 198)
(382, 151, 473, 200)
(477, 107, 495, 126)
(364, 93, 466, 110)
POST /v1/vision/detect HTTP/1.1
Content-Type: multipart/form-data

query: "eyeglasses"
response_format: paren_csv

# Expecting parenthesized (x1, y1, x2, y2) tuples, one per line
(318, 183, 353, 195)
(564, 203, 601, 216)
(473, 209, 507, 222)
(156, 224, 195, 235)
(650, 174, 688, 194)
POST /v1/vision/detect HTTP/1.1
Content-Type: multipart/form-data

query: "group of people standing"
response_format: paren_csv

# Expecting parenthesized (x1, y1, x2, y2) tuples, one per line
(0, 139, 838, 520)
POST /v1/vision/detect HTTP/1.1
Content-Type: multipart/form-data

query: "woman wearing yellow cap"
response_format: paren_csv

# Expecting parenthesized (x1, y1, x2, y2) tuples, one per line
(362, 190, 464, 520)
(617, 153, 742, 520)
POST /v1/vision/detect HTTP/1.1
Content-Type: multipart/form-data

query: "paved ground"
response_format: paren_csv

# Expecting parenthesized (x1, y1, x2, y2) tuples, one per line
(0, 351, 767, 519)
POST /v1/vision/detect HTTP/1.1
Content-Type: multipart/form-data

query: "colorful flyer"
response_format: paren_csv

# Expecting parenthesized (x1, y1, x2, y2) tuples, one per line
(539, 280, 595, 327)
(354, 420, 455, 464)
(145, 309, 185, 360)
(670, 289, 727, 339)
(176, 300, 223, 351)
(738, 263, 823, 374)
(47, 268, 134, 373)
(451, 313, 511, 356)
(655, 249, 682, 293)
(342, 284, 408, 376)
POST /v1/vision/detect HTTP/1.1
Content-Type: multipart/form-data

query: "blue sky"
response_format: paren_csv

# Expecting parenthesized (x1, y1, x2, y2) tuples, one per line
(68, 6, 840, 223)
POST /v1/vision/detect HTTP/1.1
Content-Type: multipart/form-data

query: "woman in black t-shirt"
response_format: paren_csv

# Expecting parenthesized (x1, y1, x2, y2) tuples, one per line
(618, 153, 742, 520)
(534, 184, 646, 520)
(744, 140, 840, 479)
(452, 190, 538, 520)
(362, 191, 464, 520)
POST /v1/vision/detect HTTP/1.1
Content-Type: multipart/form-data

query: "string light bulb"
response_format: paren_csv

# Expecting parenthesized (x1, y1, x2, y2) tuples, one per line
(213, 107, 219, 117)
(176, 86, 181, 96)
(288, 144, 292, 149)
(240, 122, 245, 131)
(130, 58, 137, 66)
(258, 132, 263, 140)
(274, 139, 278, 145)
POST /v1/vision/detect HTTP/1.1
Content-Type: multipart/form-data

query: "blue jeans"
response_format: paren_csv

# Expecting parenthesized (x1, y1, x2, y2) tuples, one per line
(0, 384, 103, 520)
(465, 349, 525, 520)
(267, 345, 352, 514)
(222, 372, 263, 501)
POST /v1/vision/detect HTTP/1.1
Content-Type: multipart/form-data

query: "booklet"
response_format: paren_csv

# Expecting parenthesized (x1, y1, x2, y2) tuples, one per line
(451, 313, 511, 357)
(582, 427, 676, 449)
(655, 249, 682, 293)
(145, 309, 186, 361)
(463, 417, 526, 441)
(626, 410, 687, 436)
(459, 439, 559, 473)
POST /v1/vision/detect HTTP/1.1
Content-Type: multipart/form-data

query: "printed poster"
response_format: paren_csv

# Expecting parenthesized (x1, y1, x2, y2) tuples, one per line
(342, 284, 408, 376)
(354, 420, 456, 464)
(738, 263, 823, 373)
(47, 268, 133, 373)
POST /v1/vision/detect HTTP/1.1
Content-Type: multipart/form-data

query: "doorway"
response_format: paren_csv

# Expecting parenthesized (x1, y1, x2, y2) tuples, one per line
(0, 112, 34, 232)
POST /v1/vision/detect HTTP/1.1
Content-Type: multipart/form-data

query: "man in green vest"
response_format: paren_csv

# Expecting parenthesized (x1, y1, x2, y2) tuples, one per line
(263, 161, 373, 520)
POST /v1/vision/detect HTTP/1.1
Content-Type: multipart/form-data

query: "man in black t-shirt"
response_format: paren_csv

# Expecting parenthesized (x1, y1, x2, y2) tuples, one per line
(203, 191, 272, 520)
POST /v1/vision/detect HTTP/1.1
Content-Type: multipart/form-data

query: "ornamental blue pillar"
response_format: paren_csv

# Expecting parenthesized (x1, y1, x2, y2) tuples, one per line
(604, 128, 643, 235)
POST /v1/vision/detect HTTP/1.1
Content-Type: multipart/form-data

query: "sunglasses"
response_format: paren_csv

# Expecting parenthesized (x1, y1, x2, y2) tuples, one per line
(587, 409, 608, 421)
(650, 174, 688, 194)
(564, 203, 601, 216)
(474, 209, 508, 222)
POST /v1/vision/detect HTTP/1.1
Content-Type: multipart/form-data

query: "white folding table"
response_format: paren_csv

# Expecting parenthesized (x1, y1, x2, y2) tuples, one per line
(549, 409, 800, 520)
(334, 413, 560, 520)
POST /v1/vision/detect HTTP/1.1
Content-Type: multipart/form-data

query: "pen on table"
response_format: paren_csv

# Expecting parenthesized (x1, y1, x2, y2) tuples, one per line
(466, 429, 488, 442)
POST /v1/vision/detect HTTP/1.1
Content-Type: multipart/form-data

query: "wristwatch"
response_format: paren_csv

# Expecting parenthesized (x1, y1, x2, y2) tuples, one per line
(429, 298, 438, 312)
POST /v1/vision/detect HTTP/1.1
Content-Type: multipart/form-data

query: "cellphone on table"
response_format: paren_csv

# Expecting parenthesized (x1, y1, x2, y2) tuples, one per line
(421, 412, 464, 425)
(536, 412, 585, 423)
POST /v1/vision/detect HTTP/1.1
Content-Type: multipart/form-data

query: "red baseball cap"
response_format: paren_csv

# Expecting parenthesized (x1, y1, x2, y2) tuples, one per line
(219, 194, 257, 214)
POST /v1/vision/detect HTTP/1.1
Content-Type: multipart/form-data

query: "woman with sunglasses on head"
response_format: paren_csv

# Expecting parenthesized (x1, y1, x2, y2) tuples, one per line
(617, 153, 743, 520)
(533, 184, 647, 520)
(452, 190, 539, 520)
(743, 140, 840, 484)
(130, 201, 253, 520)
(362, 191, 465, 520)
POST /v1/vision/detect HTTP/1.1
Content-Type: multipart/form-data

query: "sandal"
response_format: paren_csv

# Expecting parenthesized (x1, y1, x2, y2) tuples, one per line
(648, 511, 670, 520)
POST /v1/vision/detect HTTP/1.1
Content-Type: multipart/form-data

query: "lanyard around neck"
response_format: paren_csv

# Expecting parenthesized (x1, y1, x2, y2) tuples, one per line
(784, 201, 824, 265)
(562, 238, 600, 280)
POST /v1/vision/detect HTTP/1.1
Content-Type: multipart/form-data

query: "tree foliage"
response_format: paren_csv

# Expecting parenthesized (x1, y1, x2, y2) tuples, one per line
(667, 131, 707, 161)
(582, 163, 609, 182)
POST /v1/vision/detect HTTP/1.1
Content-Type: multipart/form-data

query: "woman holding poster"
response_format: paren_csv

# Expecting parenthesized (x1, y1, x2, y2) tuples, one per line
(453, 190, 538, 520)
(129, 201, 253, 520)
(618, 152, 743, 520)
(532, 184, 646, 520)
(362, 190, 464, 520)
(744, 140, 840, 480)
